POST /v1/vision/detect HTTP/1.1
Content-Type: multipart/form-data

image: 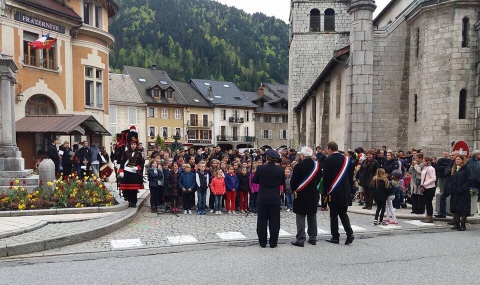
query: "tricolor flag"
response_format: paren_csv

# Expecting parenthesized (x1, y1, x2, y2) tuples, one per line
(28, 33, 57, 50)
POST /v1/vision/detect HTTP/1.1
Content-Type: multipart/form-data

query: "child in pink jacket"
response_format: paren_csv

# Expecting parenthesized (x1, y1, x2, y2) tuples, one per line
(210, 170, 226, 215)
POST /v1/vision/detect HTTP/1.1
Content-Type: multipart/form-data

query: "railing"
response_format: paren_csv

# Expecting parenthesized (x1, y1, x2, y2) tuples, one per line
(187, 139, 212, 144)
(216, 136, 255, 142)
(228, 117, 245, 124)
(187, 120, 212, 127)
(23, 55, 57, 70)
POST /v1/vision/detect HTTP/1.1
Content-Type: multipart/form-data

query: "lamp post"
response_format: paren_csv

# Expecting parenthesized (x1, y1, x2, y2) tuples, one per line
(170, 130, 182, 153)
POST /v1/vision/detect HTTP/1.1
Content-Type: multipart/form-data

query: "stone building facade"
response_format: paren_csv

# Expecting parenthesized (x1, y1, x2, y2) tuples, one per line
(291, 0, 480, 155)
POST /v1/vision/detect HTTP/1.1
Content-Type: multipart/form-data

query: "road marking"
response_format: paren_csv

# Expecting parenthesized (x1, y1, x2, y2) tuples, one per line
(340, 225, 366, 232)
(378, 224, 402, 229)
(404, 220, 435, 226)
(216, 232, 247, 240)
(306, 227, 329, 234)
(110, 239, 143, 249)
(167, 235, 198, 244)
(267, 229, 292, 237)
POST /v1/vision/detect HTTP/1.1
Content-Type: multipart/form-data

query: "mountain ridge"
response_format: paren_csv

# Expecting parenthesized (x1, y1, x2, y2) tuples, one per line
(108, 0, 289, 91)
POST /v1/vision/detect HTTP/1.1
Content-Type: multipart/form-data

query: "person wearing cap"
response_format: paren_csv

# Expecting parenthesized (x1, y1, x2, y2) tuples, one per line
(290, 146, 322, 247)
(252, 148, 285, 248)
(118, 129, 145, 207)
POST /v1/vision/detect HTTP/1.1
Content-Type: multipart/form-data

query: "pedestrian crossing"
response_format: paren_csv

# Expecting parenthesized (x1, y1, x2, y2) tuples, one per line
(107, 220, 442, 248)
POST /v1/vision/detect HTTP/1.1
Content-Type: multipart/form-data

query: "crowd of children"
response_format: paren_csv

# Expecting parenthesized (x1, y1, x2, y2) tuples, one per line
(146, 148, 295, 215)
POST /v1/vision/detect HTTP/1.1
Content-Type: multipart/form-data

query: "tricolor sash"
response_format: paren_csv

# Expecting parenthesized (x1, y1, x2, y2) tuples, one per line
(327, 156, 350, 195)
(294, 161, 320, 198)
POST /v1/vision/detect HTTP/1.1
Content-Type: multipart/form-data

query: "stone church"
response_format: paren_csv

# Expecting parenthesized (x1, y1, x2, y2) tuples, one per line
(288, 0, 480, 155)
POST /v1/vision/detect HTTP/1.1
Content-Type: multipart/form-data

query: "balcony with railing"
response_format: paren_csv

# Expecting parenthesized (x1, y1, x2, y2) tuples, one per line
(187, 120, 212, 128)
(187, 138, 213, 144)
(216, 135, 255, 142)
(23, 55, 57, 71)
(228, 116, 245, 124)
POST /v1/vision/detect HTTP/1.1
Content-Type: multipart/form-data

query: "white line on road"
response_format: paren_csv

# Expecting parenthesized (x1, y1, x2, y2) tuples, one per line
(110, 239, 143, 249)
(340, 225, 366, 232)
(404, 220, 436, 226)
(167, 235, 198, 244)
(216, 232, 247, 240)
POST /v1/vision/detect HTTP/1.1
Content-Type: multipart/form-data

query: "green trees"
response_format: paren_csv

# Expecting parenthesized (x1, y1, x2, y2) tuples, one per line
(109, 0, 288, 91)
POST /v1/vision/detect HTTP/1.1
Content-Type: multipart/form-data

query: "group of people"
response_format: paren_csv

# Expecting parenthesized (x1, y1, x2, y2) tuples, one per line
(47, 138, 116, 180)
(355, 147, 480, 231)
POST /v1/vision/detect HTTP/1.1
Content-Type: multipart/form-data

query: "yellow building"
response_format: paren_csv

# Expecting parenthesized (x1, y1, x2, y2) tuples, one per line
(2, 0, 117, 169)
(173, 81, 214, 147)
(123, 66, 188, 151)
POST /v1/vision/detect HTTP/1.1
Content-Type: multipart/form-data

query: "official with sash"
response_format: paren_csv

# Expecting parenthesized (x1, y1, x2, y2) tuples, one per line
(290, 146, 322, 247)
(323, 141, 355, 245)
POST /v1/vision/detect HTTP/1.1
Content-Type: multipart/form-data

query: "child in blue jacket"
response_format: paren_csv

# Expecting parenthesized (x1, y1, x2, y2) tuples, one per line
(224, 165, 239, 214)
(179, 164, 196, 214)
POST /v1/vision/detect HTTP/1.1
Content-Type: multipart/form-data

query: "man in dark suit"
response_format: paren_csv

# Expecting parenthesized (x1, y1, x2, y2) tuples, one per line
(323, 141, 355, 245)
(48, 138, 60, 177)
(59, 141, 73, 178)
(253, 149, 285, 248)
(290, 146, 322, 247)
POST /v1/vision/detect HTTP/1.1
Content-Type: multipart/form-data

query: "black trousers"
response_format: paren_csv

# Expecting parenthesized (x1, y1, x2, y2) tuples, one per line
(412, 194, 425, 214)
(53, 159, 60, 177)
(329, 207, 353, 240)
(209, 190, 215, 209)
(423, 188, 436, 216)
(375, 200, 386, 221)
(257, 203, 280, 246)
(63, 163, 73, 178)
(364, 189, 374, 208)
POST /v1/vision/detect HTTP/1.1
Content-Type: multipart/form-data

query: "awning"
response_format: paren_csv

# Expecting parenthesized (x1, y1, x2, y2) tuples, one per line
(16, 115, 111, 136)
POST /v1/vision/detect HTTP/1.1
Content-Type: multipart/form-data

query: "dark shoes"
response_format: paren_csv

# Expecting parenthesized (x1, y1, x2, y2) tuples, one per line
(260, 243, 267, 248)
(345, 236, 355, 245)
(308, 240, 317, 245)
(326, 238, 340, 244)
(451, 224, 460, 230)
(291, 241, 304, 247)
(457, 226, 466, 231)
(434, 214, 446, 218)
(150, 207, 157, 213)
(270, 244, 277, 248)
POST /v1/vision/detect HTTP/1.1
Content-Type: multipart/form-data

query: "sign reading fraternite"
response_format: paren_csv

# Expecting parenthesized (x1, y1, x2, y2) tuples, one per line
(14, 12, 65, 34)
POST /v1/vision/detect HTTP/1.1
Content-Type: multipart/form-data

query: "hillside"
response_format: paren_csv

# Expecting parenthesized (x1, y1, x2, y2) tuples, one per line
(108, 0, 289, 91)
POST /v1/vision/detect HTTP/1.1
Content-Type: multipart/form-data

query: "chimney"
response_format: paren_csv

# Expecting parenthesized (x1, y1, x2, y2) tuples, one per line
(150, 64, 157, 70)
(257, 87, 264, 97)
(208, 86, 213, 99)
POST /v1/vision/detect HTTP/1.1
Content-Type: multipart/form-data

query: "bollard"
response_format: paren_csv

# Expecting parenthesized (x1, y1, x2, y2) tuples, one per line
(38, 159, 55, 195)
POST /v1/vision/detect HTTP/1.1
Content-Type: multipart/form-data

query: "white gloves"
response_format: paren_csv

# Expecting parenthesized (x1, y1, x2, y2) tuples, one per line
(124, 166, 137, 173)
(118, 172, 124, 178)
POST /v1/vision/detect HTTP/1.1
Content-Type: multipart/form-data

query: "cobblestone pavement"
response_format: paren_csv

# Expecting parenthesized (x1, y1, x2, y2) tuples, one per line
(31, 204, 450, 256)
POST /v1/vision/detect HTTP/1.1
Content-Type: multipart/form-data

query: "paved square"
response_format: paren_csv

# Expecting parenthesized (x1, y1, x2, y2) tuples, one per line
(167, 235, 198, 244)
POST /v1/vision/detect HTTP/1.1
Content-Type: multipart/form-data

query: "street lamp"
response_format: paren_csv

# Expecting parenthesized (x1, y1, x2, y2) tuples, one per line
(170, 130, 182, 153)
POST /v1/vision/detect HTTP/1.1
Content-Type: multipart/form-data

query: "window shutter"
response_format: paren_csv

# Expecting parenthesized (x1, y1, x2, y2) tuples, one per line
(168, 127, 171, 137)
(280, 130, 283, 139)
(259, 116, 264, 123)
(278, 116, 282, 124)
(268, 130, 272, 139)
(154, 108, 158, 118)
(260, 130, 264, 139)
(155, 127, 158, 137)
(286, 130, 289, 139)
(272, 117, 276, 123)
(180, 128, 183, 138)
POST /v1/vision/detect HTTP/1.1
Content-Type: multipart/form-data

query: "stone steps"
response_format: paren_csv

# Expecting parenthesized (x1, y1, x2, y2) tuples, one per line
(0, 175, 39, 193)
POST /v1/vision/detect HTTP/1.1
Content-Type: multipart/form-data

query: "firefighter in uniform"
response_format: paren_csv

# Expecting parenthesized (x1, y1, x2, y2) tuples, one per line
(252, 149, 285, 248)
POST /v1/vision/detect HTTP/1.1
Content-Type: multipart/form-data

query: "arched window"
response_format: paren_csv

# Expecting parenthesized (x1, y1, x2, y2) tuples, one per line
(324, 9, 335, 32)
(310, 9, 320, 32)
(459, 89, 467, 119)
(462, 17, 469, 48)
(25, 94, 57, 115)
(414, 94, 418, 122)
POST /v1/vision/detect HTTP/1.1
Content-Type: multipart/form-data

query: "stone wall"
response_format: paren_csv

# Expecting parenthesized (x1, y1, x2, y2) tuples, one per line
(372, 20, 409, 151)
(407, 5, 479, 156)
(289, 0, 351, 148)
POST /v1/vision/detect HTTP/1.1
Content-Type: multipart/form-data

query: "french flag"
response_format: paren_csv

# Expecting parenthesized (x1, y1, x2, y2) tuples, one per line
(29, 33, 57, 50)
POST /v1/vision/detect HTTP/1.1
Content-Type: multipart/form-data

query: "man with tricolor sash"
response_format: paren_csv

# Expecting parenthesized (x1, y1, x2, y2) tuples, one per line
(323, 141, 355, 245)
(290, 146, 323, 247)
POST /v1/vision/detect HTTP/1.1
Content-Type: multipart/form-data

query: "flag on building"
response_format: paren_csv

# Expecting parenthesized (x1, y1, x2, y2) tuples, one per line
(28, 33, 57, 50)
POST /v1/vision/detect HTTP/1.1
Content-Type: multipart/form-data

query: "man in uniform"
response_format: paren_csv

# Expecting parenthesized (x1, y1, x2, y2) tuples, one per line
(290, 146, 322, 247)
(323, 141, 355, 245)
(253, 149, 285, 248)
(48, 138, 59, 177)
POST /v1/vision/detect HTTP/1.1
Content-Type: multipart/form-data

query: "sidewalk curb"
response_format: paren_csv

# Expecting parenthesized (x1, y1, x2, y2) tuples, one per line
(0, 221, 48, 240)
(348, 209, 480, 224)
(1, 192, 150, 257)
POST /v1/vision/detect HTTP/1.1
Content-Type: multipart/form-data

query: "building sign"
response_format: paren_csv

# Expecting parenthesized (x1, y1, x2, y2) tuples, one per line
(14, 13, 66, 34)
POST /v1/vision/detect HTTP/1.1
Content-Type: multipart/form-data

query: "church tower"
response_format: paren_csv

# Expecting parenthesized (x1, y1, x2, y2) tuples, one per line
(288, 0, 352, 148)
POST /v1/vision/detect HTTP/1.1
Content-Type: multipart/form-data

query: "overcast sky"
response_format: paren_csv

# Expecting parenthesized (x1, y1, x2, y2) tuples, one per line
(213, 0, 391, 22)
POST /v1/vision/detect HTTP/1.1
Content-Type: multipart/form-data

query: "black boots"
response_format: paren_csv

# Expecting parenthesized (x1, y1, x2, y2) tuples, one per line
(451, 214, 467, 231)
